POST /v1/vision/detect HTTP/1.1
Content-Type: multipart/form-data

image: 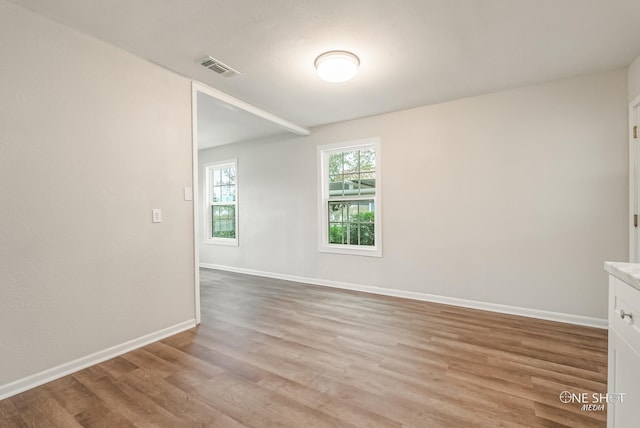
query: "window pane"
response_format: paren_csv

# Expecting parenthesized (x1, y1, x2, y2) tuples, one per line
(329, 202, 345, 222)
(356, 201, 374, 223)
(348, 203, 359, 222)
(212, 217, 236, 238)
(359, 149, 376, 171)
(227, 168, 236, 184)
(329, 223, 346, 244)
(213, 169, 222, 185)
(221, 186, 231, 202)
(342, 173, 359, 195)
(330, 200, 374, 246)
(347, 222, 359, 245)
(213, 186, 222, 203)
(214, 223, 232, 238)
(359, 184, 375, 195)
(329, 153, 343, 175)
(326, 148, 377, 198)
(329, 174, 344, 196)
(359, 223, 375, 246)
(212, 204, 236, 238)
(343, 151, 358, 173)
(215, 204, 234, 219)
(360, 171, 376, 195)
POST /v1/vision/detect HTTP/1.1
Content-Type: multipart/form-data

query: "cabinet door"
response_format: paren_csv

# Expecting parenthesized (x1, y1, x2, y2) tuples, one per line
(610, 332, 640, 427)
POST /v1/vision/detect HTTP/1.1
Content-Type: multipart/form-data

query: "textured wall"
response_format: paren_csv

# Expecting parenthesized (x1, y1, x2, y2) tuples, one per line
(0, 1, 195, 387)
(200, 69, 628, 320)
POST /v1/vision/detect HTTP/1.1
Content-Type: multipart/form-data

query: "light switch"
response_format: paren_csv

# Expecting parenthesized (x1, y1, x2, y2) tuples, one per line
(184, 187, 193, 201)
(152, 209, 162, 223)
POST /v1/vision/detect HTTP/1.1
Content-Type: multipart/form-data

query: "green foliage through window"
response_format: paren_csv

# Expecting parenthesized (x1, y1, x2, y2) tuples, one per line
(328, 201, 375, 246)
(212, 204, 236, 238)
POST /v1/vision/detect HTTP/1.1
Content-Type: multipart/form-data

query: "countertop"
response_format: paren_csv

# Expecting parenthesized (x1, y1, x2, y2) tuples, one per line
(604, 261, 640, 292)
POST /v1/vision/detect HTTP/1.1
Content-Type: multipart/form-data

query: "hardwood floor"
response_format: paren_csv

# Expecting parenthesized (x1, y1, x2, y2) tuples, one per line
(1, 268, 608, 427)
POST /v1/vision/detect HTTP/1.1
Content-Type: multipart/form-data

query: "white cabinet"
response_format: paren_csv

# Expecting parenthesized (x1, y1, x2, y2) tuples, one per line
(608, 275, 640, 427)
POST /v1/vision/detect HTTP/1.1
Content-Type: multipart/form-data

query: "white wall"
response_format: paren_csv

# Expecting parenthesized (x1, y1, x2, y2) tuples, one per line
(0, 1, 195, 389)
(200, 69, 628, 320)
(629, 55, 640, 100)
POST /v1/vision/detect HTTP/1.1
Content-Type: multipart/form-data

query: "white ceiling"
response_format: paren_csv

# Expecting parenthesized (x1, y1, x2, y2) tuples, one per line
(10, 0, 640, 145)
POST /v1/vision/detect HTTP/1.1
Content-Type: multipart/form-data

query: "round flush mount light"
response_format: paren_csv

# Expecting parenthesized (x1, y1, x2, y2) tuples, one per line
(314, 50, 360, 83)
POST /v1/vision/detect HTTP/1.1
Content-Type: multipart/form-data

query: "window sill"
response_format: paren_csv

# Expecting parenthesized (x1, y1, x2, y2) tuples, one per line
(204, 238, 238, 247)
(318, 244, 382, 258)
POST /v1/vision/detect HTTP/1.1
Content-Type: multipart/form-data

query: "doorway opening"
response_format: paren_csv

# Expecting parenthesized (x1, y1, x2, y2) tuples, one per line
(191, 82, 310, 323)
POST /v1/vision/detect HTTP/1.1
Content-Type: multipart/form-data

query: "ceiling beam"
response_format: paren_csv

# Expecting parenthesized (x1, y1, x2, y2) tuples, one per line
(192, 81, 310, 136)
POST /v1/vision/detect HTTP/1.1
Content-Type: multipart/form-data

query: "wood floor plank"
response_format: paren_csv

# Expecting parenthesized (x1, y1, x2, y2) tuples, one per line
(193, 371, 346, 428)
(73, 370, 187, 427)
(0, 399, 27, 427)
(122, 368, 247, 428)
(144, 340, 226, 381)
(0, 398, 20, 420)
(44, 376, 100, 416)
(9, 388, 83, 428)
(1, 268, 607, 427)
(255, 372, 402, 428)
(534, 402, 605, 427)
(42, 376, 133, 427)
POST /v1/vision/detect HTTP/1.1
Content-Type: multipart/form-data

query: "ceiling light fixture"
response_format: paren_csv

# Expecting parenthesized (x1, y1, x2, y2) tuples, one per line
(314, 51, 360, 83)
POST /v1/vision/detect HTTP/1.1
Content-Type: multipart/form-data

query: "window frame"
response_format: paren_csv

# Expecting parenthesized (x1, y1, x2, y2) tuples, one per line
(203, 159, 239, 246)
(318, 138, 382, 257)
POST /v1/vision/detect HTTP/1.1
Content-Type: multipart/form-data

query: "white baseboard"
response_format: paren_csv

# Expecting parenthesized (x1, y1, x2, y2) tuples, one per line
(200, 263, 607, 329)
(0, 319, 196, 401)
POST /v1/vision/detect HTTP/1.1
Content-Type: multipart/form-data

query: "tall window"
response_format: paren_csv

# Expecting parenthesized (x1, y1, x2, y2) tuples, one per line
(319, 138, 381, 257)
(204, 160, 238, 246)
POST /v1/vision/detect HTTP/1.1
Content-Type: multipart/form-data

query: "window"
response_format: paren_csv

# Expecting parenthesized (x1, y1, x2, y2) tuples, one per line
(204, 160, 238, 245)
(319, 138, 381, 257)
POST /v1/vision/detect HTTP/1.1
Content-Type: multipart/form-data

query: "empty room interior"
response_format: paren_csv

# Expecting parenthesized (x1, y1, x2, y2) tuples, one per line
(2, 0, 640, 427)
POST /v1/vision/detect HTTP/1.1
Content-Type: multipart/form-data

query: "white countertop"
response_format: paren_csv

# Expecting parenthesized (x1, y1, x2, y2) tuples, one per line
(604, 261, 640, 292)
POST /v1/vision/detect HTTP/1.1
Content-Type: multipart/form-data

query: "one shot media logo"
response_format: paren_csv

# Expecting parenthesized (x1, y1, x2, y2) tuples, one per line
(559, 391, 626, 412)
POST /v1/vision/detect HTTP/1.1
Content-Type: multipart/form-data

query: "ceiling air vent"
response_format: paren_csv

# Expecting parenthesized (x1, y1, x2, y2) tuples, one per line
(198, 56, 241, 78)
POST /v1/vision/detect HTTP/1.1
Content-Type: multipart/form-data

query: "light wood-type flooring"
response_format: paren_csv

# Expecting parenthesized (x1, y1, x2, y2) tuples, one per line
(1, 268, 608, 427)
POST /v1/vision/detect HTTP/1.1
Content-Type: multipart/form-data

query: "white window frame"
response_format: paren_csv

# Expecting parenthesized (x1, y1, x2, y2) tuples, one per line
(204, 159, 239, 246)
(318, 138, 382, 257)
